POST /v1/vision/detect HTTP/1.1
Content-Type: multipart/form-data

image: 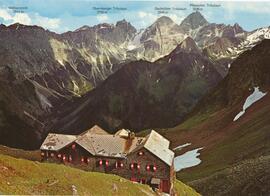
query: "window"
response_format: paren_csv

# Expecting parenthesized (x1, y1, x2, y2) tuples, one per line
(146, 164, 157, 172)
(153, 165, 157, 172)
(138, 151, 144, 156)
(71, 144, 76, 150)
(98, 160, 109, 167)
(130, 163, 140, 170)
(115, 161, 124, 168)
(99, 160, 103, 166)
(69, 155, 72, 162)
(81, 157, 85, 163)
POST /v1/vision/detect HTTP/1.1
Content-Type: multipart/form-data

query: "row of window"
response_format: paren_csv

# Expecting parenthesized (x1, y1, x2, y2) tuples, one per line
(41, 152, 157, 171)
(130, 163, 157, 172)
(99, 160, 157, 172)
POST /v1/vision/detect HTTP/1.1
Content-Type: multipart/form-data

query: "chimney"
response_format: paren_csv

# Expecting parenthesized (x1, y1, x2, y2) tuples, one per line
(128, 131, 135, 139)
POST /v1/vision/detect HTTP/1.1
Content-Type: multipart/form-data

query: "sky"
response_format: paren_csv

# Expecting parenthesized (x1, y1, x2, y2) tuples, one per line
(0, 0, 269, 33)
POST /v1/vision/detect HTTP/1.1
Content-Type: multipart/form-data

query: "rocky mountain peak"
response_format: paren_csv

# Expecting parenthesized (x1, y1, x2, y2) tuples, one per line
(154, 16, 174, 25)
(115, 19, 136, 34)
(180, 11, 208, 29)
(173, 36, 200, 54)
(116, 19, 128, 26)
(233, 23, 245, 33)
(75, 25, 91, 31)
(0, 24, 6, 28)
(6, 23, 45, 32)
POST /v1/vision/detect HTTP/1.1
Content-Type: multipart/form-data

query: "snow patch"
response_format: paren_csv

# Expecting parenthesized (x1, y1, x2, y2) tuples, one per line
(173, 143, 191, 151)
(127, 29, 144, 51)
(233, 87, 267, 121)
(99, 25, 108, 29)
(36, 91, 52, 111)
(174, 147, 203, 172)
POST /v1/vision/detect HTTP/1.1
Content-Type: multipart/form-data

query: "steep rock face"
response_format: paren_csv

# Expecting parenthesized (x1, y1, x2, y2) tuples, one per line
(131, 16, 186, 61)
(221, 26, 270, 60)
(194, 23, 246, 48)
(0, 21, 137, 96)
(53, 37, 222, 134)
(175, 36, 201, 53)
(200, 39, 270, 109)
(0, 66, 55, 149)
(180, 11, 209, 31)
(127, 11, 249, 73)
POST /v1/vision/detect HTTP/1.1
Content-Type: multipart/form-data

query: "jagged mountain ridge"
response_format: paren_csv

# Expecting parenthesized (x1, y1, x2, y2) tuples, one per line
(129, 11, 249, 67)
(180, 11, 209, 31)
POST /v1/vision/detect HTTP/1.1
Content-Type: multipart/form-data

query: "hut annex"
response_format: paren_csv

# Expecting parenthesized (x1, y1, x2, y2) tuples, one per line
(40, 126, 175, 193)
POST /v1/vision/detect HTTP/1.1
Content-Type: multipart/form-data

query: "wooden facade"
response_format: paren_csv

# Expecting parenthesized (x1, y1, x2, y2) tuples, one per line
(40, 127, 175, 193)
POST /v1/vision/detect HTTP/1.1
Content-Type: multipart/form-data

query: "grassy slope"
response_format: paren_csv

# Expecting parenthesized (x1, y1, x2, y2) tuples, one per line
(189, 155, 270, 196)
(0, 152, 200, 196)
(0, 145, 40, 161)
(163, 92, 270, 181)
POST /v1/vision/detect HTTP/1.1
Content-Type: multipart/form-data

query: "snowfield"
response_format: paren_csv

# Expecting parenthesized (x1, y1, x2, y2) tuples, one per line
(127, 29, 144, 51)
(174, 147, 203, 172)
(233, 87, 267, 121)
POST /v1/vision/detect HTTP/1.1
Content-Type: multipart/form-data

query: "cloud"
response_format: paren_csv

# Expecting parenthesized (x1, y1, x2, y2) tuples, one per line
(223, 2, 270, 20)
(97, 14, 108, 22)
(0, 8, 31, 25)
(34, 13, 61, 30)
(13, 13, 32, 25)
(137, 11, 184, 27)
(0, 8, 61, 31)
(137, 11, 157, 27)
(138, 11, 147, 18)
(166, 14, 184, 24)
(0, 9, 13, 21)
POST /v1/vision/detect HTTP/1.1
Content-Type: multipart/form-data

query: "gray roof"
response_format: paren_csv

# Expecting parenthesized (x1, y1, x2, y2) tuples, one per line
(143, 130, 175, 166)
(79, 125, 109, 136)
(75, 133, 96, 155)
(40, 126, 174, 166)
(76, 134, 145, 158)
(40, 133, 77, 151)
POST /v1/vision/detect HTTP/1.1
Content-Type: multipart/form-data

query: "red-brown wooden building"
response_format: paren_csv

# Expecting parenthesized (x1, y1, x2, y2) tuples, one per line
(40, 125, 175, 193)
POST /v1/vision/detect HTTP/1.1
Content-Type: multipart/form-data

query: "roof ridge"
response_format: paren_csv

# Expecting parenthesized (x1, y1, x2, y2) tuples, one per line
(47, 132, 77, 137)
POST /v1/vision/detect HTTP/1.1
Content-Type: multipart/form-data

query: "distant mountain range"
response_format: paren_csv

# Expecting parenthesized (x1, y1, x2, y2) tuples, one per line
(0, 11, 269, 149)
